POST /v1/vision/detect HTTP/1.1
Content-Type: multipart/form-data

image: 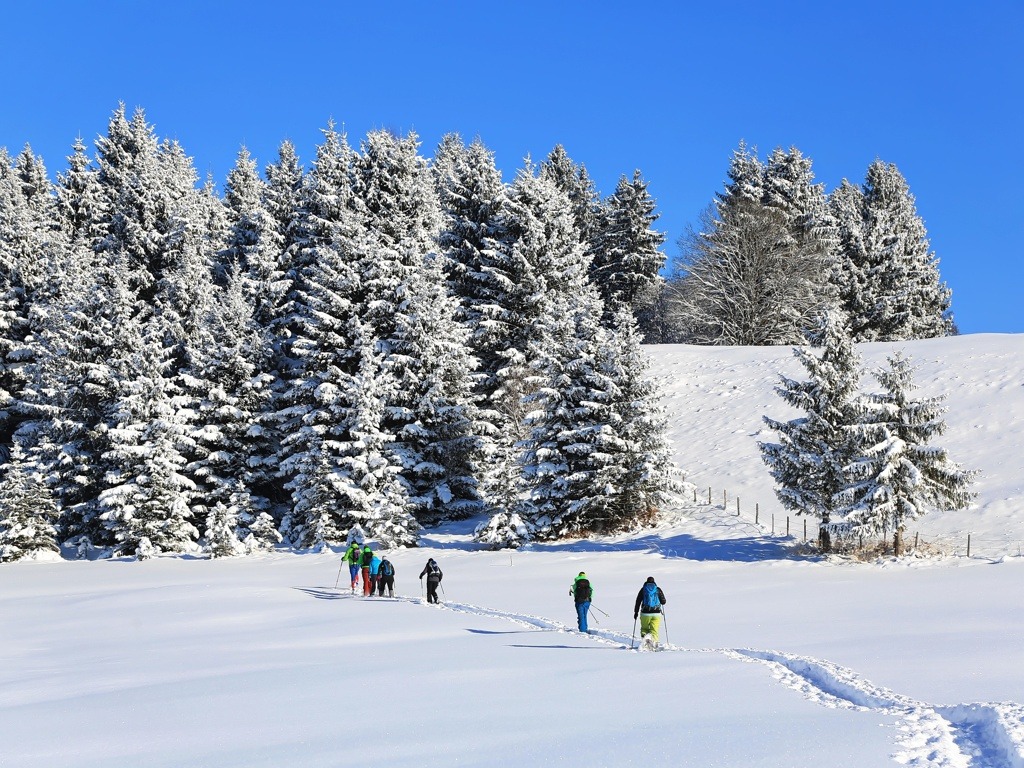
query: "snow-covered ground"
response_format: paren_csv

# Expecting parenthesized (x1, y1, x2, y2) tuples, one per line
(2, 334, 1022, 767)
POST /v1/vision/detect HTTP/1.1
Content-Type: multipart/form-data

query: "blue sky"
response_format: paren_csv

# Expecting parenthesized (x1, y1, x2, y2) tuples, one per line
(2, 0, 1021, 333)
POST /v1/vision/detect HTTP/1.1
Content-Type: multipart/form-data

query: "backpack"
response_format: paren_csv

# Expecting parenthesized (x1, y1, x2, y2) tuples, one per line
(641, 583, 660, 611)
(428, 560, 441, 578)
(574, 578, 592, 603)
(380, 560, 394, 577)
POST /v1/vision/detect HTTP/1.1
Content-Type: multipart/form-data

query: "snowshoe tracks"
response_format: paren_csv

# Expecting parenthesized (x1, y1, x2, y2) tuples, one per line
(395, 594, 1024, 767)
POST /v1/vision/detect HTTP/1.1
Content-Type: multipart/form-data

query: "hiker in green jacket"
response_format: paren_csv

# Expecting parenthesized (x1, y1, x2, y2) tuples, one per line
(570, 572, 593, 633)
(344, 542, 362, 593)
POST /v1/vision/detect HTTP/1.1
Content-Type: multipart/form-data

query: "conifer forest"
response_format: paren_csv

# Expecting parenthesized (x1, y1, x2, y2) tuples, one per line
(0, 106, 958, 560)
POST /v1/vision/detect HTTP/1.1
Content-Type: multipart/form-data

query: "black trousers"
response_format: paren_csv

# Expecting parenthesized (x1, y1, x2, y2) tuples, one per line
(378, 575, 394, 596)
(426, 578, 440, 603)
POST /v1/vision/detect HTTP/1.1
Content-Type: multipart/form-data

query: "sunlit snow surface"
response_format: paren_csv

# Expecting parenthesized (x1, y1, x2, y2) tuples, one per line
(2, 334, 1022, 767)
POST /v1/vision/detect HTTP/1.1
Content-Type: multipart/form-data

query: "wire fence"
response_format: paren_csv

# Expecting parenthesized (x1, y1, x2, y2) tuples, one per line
(685, 483, 1023, 560)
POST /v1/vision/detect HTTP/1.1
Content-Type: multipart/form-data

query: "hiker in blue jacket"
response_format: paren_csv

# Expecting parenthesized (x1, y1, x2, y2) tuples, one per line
(368, 552, 382, 597)
(570, 572, 593, 633)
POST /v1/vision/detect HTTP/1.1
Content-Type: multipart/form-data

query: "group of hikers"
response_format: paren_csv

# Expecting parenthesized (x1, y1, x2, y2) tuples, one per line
(341, 542, 443, 603)
(341, 542, 666, 649)
(571, 572, 668, 649)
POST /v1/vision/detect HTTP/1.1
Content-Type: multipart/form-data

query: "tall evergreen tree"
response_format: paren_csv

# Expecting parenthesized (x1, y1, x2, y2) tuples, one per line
(98, 311, 198, 556)
(277, 124, 364, 545)
(832, 161, 954, 341)
(590, 170, 666, 336)
(760, 309, 866, 551)
(841, 353, 976, 554)
(0, 447, 59, 562)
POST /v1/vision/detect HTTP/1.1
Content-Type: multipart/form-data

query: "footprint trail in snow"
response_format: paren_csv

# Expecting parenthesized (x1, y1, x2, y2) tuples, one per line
(393, 593, 1024, 768)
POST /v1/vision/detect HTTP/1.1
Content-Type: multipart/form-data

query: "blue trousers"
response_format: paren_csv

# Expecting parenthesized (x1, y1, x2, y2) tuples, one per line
(576, 601, 590, 632)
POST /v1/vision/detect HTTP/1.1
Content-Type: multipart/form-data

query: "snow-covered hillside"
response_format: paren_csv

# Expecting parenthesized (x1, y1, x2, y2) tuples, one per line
(1, 334, 1022, 767)
(648, 333, 1024, 557)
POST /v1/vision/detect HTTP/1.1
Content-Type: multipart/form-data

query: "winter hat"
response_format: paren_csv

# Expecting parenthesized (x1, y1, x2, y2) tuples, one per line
(578, 572, 586, 577)
(646, 576, 655, 584)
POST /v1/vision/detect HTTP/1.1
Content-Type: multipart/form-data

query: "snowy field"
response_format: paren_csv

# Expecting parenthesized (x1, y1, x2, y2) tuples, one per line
(2, 334, 1023, 767)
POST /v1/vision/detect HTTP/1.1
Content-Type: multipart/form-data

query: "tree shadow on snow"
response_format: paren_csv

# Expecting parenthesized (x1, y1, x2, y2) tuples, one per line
(294, 587, 352, 600)
(505, 643, 609, 651)
(465, 628, 540, 636)
(520, 532, 798, 563)
(416, 516, 805, 563)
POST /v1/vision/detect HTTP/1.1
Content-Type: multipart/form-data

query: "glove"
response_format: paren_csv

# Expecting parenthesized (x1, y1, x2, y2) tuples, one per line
(633, 612, 638, 620)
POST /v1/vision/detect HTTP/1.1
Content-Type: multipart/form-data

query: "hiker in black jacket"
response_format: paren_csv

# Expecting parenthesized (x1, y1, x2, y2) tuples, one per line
(377, 557, 395, 597)
(633, 577, 667, 648)
(419, 558, 443, 604)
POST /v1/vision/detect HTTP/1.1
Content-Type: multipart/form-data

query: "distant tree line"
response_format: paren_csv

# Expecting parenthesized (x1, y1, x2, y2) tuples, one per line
(0, 106, 679, 561)
(653, 144, 956, 345)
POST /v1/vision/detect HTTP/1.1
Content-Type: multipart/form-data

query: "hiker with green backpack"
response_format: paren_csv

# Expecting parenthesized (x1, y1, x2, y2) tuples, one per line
(570, 572, 593, 633)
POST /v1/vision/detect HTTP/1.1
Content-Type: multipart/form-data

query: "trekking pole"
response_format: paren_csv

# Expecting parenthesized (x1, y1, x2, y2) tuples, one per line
(662, 608, 669, 646)
(440, 583, 446, 600)
(630, 616, 637, 650)
(588, 606, 600, 625)
(591, 605, 609, 618)
(334, 554, 346, 590)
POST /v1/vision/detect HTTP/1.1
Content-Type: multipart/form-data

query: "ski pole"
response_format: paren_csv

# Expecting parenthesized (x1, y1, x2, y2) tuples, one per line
(440, 583, 446, 600)
(334, 554, 346, 589)
(588, 606, 600, 625)
(591, 605, 609, 618)
(662, 608, 669, 646)
(630, 616, 637, 650)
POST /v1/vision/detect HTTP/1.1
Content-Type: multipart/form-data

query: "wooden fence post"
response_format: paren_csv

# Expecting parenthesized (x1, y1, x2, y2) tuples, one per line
(755, 503, 759, 525)
(803, 519, 807, 541)
(708, 487, 712, 505)
(786, 517, 790, 536)
(967, 534, 971, 558)
(723, 489, 727, 509)
(771, 514, 775, 534)
(736, 498, 740, 516)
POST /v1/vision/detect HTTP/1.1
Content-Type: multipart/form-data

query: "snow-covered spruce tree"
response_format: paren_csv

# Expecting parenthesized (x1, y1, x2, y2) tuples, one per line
(183, 268, 278, 547)
(841, 353, 976, 555)
(263, 140, 305, 258)
(204, 501, 244, 558)
(518, 292, 622, 539)
(388, 255, 487, 523)
(337, 324, 418, 548)
(353, 129, 485, 526)
(674, 146, 834, 345)
(221, 147, 287, 329)
(761, 146, 838, 271)
(600, 306, 682, 523)
(276, 124, 365, 547)
(759, 309, 866, 552)
(0, 146, 59, 455)
(94, 105, 199, 308)
(589, 170, 666, 338)
(831, 161, 954, 341)
(431, 133, 508, 469)
(54, 136, 107, 248)
(98, 317, 199, 557)
(23, 251, 136, 548)
(0, 448, 60, 562)
(469, 164, 589, 540)
(540, 145, 601, 251)
(281, 319, 418, 549)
